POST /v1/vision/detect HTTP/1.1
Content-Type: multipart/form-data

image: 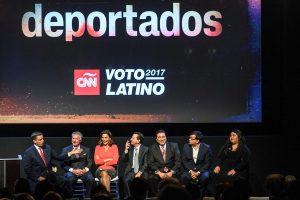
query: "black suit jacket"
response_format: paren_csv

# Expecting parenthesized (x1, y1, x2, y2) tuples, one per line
(121, 144, 149, 175)
(148, 142, 181, 174)
(23, 144, 67, 183)
(182, 143, 212, 173)
(61, 145, 92, 171)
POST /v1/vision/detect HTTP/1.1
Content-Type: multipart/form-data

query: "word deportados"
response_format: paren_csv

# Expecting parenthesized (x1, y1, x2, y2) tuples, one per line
(105, 69, 165, 96)
(22, 3, 222, 41)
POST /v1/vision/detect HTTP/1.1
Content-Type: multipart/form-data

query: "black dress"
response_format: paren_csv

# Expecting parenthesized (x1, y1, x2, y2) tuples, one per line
(212, 144, 251, 184)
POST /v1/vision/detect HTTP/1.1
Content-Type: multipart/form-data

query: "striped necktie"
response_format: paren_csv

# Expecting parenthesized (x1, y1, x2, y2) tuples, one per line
(39, 148, 46, 166)
(161, 146, 166, 161)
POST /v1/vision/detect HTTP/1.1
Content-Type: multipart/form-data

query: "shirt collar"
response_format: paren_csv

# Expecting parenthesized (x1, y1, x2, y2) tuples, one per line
(159, 143, 166, 149)
(134, 144, 141, 150)
(34, 144, 42, 150)
(73, 145, 81, 149)
(192, 143, 200, 150)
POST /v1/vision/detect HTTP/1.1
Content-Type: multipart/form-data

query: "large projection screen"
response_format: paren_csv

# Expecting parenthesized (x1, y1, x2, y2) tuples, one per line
(0, 0, 261, 123)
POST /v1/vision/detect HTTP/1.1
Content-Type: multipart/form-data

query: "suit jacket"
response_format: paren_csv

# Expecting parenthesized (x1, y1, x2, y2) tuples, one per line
(23, 144, 67, 183)
(61, 144, 92, 171)
(121, 144, 149, 175)
(182, 143, 212, 173)
(148, 142, 181, 174)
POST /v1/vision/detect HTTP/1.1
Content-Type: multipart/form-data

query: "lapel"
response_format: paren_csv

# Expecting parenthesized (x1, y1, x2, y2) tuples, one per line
(165, 143, 172, 162)
(129, 148, 134, 165)
(43, 146, 50, 164)
(138, 145, 144, 163)
(155, 144, 164, 162)
(188, 144, 193, 158)
(68, 145, 76, 159)
(69, 144, 74, 152)
(34, 145, 47, 166)
(79, 145, 86, 156)
(195, 143, 204, 164)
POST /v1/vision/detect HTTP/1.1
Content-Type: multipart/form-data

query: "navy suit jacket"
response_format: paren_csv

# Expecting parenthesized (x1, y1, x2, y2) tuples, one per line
(182, 143, 212, 173)
(121, 144, 149, 175)
(23, 144, 67, 183)
(148, 142, 181, 174)
(61, 145, 92, 171)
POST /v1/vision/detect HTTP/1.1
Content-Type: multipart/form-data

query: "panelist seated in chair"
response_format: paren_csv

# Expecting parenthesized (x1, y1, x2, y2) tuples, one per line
(121, 131, 149, 199)
(147, 130, 181, 196)
(94, 130, 119, 192)
(211, 129, 251, 196)
(61, 131, 94, 198)
(181, 131, 212, 198)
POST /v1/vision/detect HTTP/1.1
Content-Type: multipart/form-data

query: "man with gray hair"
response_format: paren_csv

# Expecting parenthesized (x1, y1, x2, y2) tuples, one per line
(61, 131, 94, 198)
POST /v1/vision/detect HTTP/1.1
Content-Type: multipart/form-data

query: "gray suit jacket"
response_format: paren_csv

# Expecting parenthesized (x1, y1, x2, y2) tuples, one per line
(122, 144, 149, 175)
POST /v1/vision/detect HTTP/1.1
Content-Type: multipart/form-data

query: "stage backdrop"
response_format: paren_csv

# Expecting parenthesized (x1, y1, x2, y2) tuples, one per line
(0, 0, 261, 123)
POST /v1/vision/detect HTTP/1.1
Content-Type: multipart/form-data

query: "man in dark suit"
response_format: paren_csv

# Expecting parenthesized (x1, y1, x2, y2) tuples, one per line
(181, 130, 212, 198)
(23, 131, 79, 193)
(148, 130, 181, 196)
(121, 132, 149, 199)
(61, 131, 94, 198)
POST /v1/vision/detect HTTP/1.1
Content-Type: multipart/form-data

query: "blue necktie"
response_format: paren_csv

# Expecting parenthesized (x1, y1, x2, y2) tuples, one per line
(133, 148, 139, 173)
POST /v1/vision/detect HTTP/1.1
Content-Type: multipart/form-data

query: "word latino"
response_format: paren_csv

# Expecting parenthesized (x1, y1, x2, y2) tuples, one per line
(105, 69, 165, 96)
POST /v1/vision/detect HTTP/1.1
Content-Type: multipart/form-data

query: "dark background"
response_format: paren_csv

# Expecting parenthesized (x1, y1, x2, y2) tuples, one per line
(0, 0, 297, 138)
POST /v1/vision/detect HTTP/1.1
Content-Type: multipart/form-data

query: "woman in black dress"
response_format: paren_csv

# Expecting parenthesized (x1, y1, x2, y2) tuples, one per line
(211, 129, 251, 196)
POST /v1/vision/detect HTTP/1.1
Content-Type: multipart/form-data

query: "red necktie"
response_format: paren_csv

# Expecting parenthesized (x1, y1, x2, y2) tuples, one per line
(161, 146, 166, 161)
(39, 148, 47, 166)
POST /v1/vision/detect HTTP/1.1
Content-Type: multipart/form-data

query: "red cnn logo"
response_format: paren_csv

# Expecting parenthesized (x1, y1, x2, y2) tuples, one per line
(74, 69, 100, 95)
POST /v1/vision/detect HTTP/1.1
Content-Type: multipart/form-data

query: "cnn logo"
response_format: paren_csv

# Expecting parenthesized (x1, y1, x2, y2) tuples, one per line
(74, 69, 100, 95)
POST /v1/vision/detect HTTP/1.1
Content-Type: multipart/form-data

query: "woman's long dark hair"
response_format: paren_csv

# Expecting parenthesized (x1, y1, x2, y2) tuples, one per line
(98, 130, 114, 146)
(217, 129, 246, 156)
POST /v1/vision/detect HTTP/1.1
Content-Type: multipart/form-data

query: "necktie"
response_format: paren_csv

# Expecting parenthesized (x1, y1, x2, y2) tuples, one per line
(39, 148, 46, 166)
(133, 148, 139, 173)
(74, 147, 79, 158)
(161, 146, 166, 161)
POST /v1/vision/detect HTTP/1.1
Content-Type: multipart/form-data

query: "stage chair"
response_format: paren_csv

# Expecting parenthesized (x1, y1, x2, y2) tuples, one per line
(73, 178, 86, 199)
(94, 177, 119, 199)
(249, 197, 269, 200)
(203, 197, 215, 200)
(110, 175, 120, 199)
(94, 166, 120, 199)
